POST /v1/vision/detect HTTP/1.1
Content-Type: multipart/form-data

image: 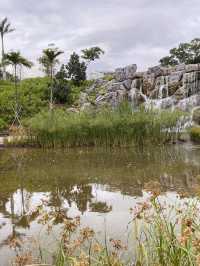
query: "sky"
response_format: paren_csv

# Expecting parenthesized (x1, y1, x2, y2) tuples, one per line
(1, 0, 200, 77)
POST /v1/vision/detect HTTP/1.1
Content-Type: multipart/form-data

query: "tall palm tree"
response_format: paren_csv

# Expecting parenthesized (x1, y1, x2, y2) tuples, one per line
(5, 51, 33, 125)
(39, 46, 63, 109)
(0, 18, 15, 79)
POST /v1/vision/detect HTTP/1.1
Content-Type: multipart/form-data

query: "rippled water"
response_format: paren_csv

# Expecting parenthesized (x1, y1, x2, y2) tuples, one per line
(0, 144, 200, 265)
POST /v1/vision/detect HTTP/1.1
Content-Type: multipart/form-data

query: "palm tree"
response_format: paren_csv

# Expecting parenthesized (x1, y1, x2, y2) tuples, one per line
(39, 46, 63, 109)
(5, 51, 33, 125)
(0, 18, 15, 79)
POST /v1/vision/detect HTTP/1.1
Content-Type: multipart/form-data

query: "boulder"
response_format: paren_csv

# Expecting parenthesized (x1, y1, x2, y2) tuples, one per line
(124, 64, 137, 79)
(147, 65, 163, 77)
(131, 78, 142, 90)
(115, 64, 137, 81)
(169, 71, 183, 84)
(128, 88, 147, 106)
(133, 72, 144, 78)
(174, 86, 187, 100)
(115, 68, 126, 82)
(122, 79, 132, 90)
(185, 64, 200, 73)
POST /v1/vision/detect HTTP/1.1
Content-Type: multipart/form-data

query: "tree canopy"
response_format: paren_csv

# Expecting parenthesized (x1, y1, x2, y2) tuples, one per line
(81, 46, 104, 65)
(65, 52, 87, 85)
(160, 39, 200, 66)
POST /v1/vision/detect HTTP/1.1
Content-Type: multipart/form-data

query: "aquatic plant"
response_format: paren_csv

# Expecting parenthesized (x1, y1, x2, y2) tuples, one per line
(11, 186, 200, 266)
(25, 103, 186, 148)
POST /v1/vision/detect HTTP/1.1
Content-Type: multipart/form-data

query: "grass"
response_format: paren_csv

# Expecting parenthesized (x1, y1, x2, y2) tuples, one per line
(22, 102, 186, 148)
(190, 126, 200, 142)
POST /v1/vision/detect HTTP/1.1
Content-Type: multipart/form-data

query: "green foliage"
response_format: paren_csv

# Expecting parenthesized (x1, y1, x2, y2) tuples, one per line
(65, 52, 87, 85)
(4, 51, 33, 69)
(103, 74, 114, 81)
(81, 46, 104, 64)
(67, 80, 94, 106)
(0, 78, 49, 125)
(0, 118, 7, 131)
(160, 38, 200, 66)
(190, 126, 200, 142)
(25, 103, 185, 148)
(39, 45, 63, 77)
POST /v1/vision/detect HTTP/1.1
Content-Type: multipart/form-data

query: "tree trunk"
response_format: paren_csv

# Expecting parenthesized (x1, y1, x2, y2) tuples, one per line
(50, 64, 53, 110)
(14, 64, 18, 119)
(1, 34, 6, 80)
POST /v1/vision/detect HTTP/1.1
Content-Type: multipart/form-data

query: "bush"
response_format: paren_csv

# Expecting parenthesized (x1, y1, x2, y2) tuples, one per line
(0, 78, 50, 126)
(190, 126, 200, 142)
(0, 118, 7, 131)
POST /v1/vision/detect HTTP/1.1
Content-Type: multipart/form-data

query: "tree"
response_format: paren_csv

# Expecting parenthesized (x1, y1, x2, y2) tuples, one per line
(0, 18, 15, 79)
(39, 46, 63, 109)
(4, 51, 33, 125)
(81, 46, 104, 66)
(160, 39, 200, 66)
(54, 65, 70, 104)
(66, 52, 87, 85)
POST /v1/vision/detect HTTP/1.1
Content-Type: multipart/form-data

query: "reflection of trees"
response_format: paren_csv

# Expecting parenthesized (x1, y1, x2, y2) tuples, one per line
(61, 183, 93, 214)
(89, 201, 112, 213)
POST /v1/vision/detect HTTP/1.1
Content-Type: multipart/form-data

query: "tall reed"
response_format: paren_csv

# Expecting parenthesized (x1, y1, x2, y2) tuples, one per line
(25, 103, 186, 148)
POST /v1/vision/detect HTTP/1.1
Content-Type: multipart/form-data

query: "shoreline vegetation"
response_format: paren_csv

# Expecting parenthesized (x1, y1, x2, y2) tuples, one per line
(4, 103, 187, 148)
(10, 183, 200, 266)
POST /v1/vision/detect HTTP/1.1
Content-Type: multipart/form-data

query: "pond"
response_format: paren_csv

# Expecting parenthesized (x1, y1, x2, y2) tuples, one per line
(0, 144, 200, 265)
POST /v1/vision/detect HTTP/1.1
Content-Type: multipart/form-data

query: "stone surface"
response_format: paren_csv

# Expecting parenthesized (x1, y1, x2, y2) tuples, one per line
(115, 68, 126, 82)
(79, 62, 200, 113)
(124, 64, 137, 79)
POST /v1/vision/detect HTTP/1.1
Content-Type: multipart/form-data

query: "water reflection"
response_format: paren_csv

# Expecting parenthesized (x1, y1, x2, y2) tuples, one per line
(0, 145, 200, 265)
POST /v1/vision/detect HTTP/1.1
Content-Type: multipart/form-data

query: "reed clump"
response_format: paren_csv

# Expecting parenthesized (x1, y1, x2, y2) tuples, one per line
(25, 103, 185, 148)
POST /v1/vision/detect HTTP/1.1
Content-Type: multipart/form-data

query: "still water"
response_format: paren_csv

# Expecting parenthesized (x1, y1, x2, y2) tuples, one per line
(0, 144, 200, 265)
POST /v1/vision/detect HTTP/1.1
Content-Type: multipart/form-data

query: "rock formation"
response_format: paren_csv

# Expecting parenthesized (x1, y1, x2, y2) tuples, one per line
(79, 63, 200, 115)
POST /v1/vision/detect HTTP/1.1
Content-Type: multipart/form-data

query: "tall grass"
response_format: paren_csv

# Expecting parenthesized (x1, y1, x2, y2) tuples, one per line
(25, 102, 186, 148)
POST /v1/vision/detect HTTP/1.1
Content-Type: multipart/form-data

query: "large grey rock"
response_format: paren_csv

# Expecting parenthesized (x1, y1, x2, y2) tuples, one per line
(147, 65, 163, 77)
(185, 64, 200, 73)
(128, 88, 147, 106)
(174, 64, 185, 72)
(122, 79, 132, 90)
(115, 64, 137, 81)
(174, 86, 187, 100)
(108, 82, 126, 92)
(169, 71, 183, 84)
(115, 68, 126, 82)
(124, 64, 137, 79)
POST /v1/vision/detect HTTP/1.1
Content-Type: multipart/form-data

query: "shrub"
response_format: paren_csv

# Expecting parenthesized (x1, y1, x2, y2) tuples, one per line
(190, 126, 200, 142)
(0, 118, 7, 131)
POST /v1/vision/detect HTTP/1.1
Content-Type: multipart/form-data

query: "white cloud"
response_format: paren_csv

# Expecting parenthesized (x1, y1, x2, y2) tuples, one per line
(0, 0, 200, 77)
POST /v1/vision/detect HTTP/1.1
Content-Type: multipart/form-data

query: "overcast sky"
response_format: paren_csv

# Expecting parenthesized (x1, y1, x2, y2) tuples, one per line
(1, 0, 200, 77)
